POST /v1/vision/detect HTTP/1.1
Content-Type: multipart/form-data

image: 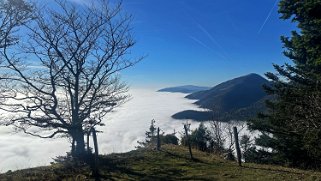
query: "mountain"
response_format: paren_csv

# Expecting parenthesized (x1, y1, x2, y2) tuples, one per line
(158, 85, 210, 94)
(173, 73, 270, 121)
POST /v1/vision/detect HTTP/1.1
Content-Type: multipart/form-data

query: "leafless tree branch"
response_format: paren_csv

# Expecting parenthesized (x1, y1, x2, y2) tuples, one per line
(0, 0, 141, 156)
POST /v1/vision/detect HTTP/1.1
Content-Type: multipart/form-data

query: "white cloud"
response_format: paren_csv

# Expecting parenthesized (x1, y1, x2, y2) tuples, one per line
(98, 88, 206, 153)
(0, 131, 69, 173)
(0, 88, 255, 173)
(0, 88, 203, 172)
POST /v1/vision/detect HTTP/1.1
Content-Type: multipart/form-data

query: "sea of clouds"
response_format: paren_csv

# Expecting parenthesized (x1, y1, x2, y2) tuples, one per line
(0, 88, 204, 172)
(0, 88, 252, 173)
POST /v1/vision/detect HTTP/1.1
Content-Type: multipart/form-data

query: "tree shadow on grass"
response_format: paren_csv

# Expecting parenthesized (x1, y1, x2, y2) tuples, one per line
(160, 149, 211, 165)
(97, 152, 199, 180)
(97, 156, 146, 180)
(242, 165, 305, 175)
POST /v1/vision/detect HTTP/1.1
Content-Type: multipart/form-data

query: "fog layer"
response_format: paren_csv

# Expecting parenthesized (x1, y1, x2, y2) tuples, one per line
(0, 88, 202, 172)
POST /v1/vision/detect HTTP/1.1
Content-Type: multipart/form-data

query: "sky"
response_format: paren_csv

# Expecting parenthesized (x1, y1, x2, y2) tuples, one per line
(115, 0, 296, 88)
(35, 0, 297, 89)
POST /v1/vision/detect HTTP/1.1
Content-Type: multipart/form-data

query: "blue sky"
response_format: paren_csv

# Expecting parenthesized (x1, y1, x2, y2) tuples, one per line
(60, 0, 297, 88)
(115, 0, 296, 88)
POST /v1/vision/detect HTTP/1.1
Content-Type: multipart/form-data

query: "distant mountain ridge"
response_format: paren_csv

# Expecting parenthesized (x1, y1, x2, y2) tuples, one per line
(173, 73, 270, 121)
(158, 85, 210, 94)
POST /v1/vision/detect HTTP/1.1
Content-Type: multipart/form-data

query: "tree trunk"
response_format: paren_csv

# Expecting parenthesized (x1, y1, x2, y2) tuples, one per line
(87, 132, 90, 154)
(91, 128, 100, 180)
(71, 138, 75, 154)
(184, 124, 193, 160)
(71, 128, 86, 158)
(233, 127, 242, 167)
(157, 127, 160, 151)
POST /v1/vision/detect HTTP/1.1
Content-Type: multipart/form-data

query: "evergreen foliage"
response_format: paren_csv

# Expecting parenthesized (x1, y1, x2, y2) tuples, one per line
(249, 0, 321, 168)
(137, 119, 157, 148)
(181, 123, 212, 152)
(137, 119, 179, 148)
(160, 134, 179, 145)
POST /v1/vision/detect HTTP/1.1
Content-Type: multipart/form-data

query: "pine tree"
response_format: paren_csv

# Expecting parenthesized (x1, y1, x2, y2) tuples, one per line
(181, 123, 212, 152)
(137, 119, 157, 148)
(249, 0, 321, 168)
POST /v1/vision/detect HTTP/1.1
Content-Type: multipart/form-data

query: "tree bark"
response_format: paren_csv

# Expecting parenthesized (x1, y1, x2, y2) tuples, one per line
(157, 127, 160, 151)
(184, 124, 193, 160)
(87, 132, 90, 154)
(72, 128, 86, 158)
(233, 126, 242, 167)
(91, 128, 100, 180)
(71, 138, 75, 154)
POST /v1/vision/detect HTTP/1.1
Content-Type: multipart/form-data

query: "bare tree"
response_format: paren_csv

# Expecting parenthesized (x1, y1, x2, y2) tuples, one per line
(224, 121, 245, 160)
(0, 0, 33, 48)
(0, 0, 140, 157)
(209, 108, 226, 154)
(210, 120, 226, 154)
(209, 106, 248, 159)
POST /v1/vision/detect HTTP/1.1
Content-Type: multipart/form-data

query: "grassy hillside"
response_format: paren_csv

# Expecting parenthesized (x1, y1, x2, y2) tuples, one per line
(1, 145, 321, 180)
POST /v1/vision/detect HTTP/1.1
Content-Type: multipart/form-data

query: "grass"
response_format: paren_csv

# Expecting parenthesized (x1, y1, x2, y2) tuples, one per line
(1, 144, 321, 180)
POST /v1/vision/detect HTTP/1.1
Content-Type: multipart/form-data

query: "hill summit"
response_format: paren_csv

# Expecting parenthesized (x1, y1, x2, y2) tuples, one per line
(174, 73, 270, 121)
